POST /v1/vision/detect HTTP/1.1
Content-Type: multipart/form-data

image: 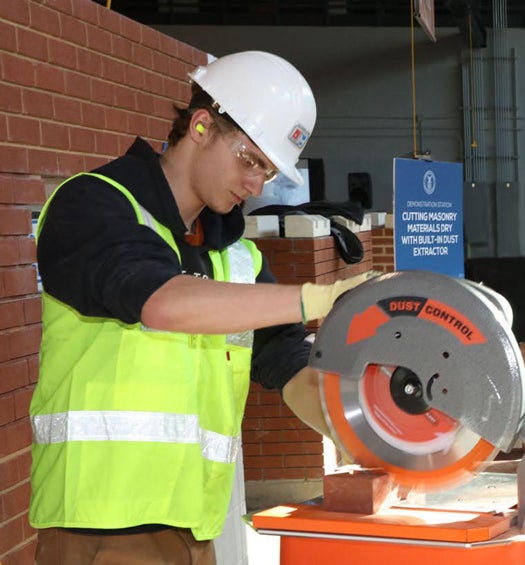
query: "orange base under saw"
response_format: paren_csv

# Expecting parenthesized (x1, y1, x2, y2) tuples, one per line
(252, 502, 525, 565)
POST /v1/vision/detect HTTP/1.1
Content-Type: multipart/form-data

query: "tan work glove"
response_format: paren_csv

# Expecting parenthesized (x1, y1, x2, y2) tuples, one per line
(300, 271, 381, 323)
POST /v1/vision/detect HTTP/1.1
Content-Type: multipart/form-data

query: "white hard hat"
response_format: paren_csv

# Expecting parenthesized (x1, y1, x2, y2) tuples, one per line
(189, 51, 317, 185)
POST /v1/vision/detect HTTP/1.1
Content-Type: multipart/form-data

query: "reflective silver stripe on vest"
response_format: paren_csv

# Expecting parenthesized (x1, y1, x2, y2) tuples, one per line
(137, 204, 157, 232)
(225, 241, 255, 348)
(31, 411, 240, 464)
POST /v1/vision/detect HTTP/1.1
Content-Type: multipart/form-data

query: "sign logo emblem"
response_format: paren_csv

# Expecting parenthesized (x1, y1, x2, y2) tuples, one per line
(423, 170, 436, 195)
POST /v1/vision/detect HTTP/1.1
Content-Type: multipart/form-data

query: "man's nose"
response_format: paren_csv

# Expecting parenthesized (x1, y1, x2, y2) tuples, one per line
(245, 175, 265, 197)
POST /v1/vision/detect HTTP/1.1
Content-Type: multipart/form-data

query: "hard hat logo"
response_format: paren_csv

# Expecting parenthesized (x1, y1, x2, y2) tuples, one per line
(288, 124, 311, 149)
(188, 51, 317, 186)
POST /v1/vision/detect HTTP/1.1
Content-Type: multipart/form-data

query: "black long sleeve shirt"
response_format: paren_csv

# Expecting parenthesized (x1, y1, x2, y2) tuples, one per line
(37, 137, 311, 390)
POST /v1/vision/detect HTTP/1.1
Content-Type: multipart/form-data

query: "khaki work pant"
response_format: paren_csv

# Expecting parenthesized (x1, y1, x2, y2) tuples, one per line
(34, 527, 216, 565)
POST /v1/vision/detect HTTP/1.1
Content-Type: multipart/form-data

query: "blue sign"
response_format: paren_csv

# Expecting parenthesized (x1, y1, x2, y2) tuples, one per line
(394, 158, 464, 278)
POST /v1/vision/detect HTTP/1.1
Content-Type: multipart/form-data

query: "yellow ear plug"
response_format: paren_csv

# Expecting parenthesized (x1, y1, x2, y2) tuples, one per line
(195, 123, 205, 134)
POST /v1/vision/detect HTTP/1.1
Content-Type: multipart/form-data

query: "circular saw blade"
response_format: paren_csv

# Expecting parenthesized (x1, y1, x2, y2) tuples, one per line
(312, 270, 524, 493)
(321, 365, 499, 492)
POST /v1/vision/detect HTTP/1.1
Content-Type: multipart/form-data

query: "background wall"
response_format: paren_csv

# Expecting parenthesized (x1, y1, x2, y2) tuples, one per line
(0, 1, 205, 563)
(158, 24, 525, 257)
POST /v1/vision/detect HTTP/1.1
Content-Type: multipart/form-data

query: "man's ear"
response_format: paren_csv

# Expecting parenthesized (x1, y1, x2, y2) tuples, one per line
(189, 109, 213, 142)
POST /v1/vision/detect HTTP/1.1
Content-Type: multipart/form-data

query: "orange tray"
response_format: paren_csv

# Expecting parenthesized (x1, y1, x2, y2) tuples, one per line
(252, 503, 511, 543)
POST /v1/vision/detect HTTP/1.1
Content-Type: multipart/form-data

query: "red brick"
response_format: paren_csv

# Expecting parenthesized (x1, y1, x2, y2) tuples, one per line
(244, 404, 280, 419)
(69, 127, 96, 154)
(106, 107, 130, 133)
(293, 237, 333, 251)
(244, 455, 283, 469)
(263, 468, 306, 480)
(159, 34, 180, 59)
(94, 131, 120, 157)
(21, 89, 54, 119)
(64, 71, 91, 100)
(23, 296, 41, 324)
(306, 467, 324, 479)
(284, 454, 323, 468)
(57, 151, 85, 177)
(0, 418, 32, 458)
(113, 82, 135, 109)
(261, 417, 308, 431)
(0, 238, 20, 266)
(132, 43, 153, 69)
(53, 96, 82, 124)
(14, 386, 34, 420)
(0, 20, 17, 52)
(261, 442, 323, 456)
(110, 34, 133, 63)
(323, 471, 394, 514)
(2, 265, 38, 297)
(140, 25, 161, 51)
(120, 17, 143, 48)
(76, 48, 103, 76)
(18, 236, 37, 265)
(124, 63, 145, 90)
(69, 0, 99, 26)
(255, 390, 283, 405)
(0, 176, 45, 206)
(0, 299, 25, 329)
(28, 148, 60, 176)
(48, 37, 78, 70)
(0, 359, 29, 394)
(0, 0, 30, 25)
(16, 27, 48, 61)
(152, 50, 169, 75)
(83, 155, 107, 172)
(0, 394, 15, 426)
(244, 469, 262, 481)
(0, 514, 27, 555)
(0, 208, 31, 236)
(29, 2, 61, 35)
(27, 354, 39, 384)
(178, 42, 194, 64)
(373, 237, 394, 246)
(127, 114, 149, 139)
(99, 55, 129, 85)
(7, 324, 41, 358)
(81, 101, 106, 129)
(100, 7, 122, 36)
(2, 54, 36, 88)
(35, 62, 66, 94)
(7, 115, 42, 146)
(91, 77, 115, 106)
(0, 82, 23, 114)
(0, 457, 21, 491)
(59, 12, 88, 45)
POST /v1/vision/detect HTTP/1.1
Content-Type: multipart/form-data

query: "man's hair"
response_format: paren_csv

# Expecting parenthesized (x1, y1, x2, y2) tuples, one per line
(166, 83, 238, 147)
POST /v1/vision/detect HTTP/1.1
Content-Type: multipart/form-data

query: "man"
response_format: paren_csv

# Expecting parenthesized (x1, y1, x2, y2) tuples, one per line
(30, 51, 368, 564)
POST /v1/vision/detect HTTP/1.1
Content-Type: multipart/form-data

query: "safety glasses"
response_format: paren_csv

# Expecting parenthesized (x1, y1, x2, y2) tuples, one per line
(223, 132, 279, 184)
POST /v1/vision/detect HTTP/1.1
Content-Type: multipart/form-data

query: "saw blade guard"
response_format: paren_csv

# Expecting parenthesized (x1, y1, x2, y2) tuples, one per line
(311, 270, 525, 491)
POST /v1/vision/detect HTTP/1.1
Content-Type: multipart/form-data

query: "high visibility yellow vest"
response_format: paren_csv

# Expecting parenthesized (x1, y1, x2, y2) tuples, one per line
(30, 173, 262, 540)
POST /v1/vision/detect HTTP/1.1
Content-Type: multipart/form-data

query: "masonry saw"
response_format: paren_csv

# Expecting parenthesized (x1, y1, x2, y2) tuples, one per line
(251, 270, 525, 565)
(310, 269, 525, 493)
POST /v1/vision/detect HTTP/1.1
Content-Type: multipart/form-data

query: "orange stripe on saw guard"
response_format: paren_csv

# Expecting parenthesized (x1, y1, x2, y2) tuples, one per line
(418, 298, 487, 345)
(323, 371, 497, 491)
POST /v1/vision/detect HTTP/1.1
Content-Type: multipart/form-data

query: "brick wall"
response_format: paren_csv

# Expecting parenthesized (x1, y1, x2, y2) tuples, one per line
(242, 232, 374, 498)
(371, 226, 395, 273)
(0, 1, 205, 562)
